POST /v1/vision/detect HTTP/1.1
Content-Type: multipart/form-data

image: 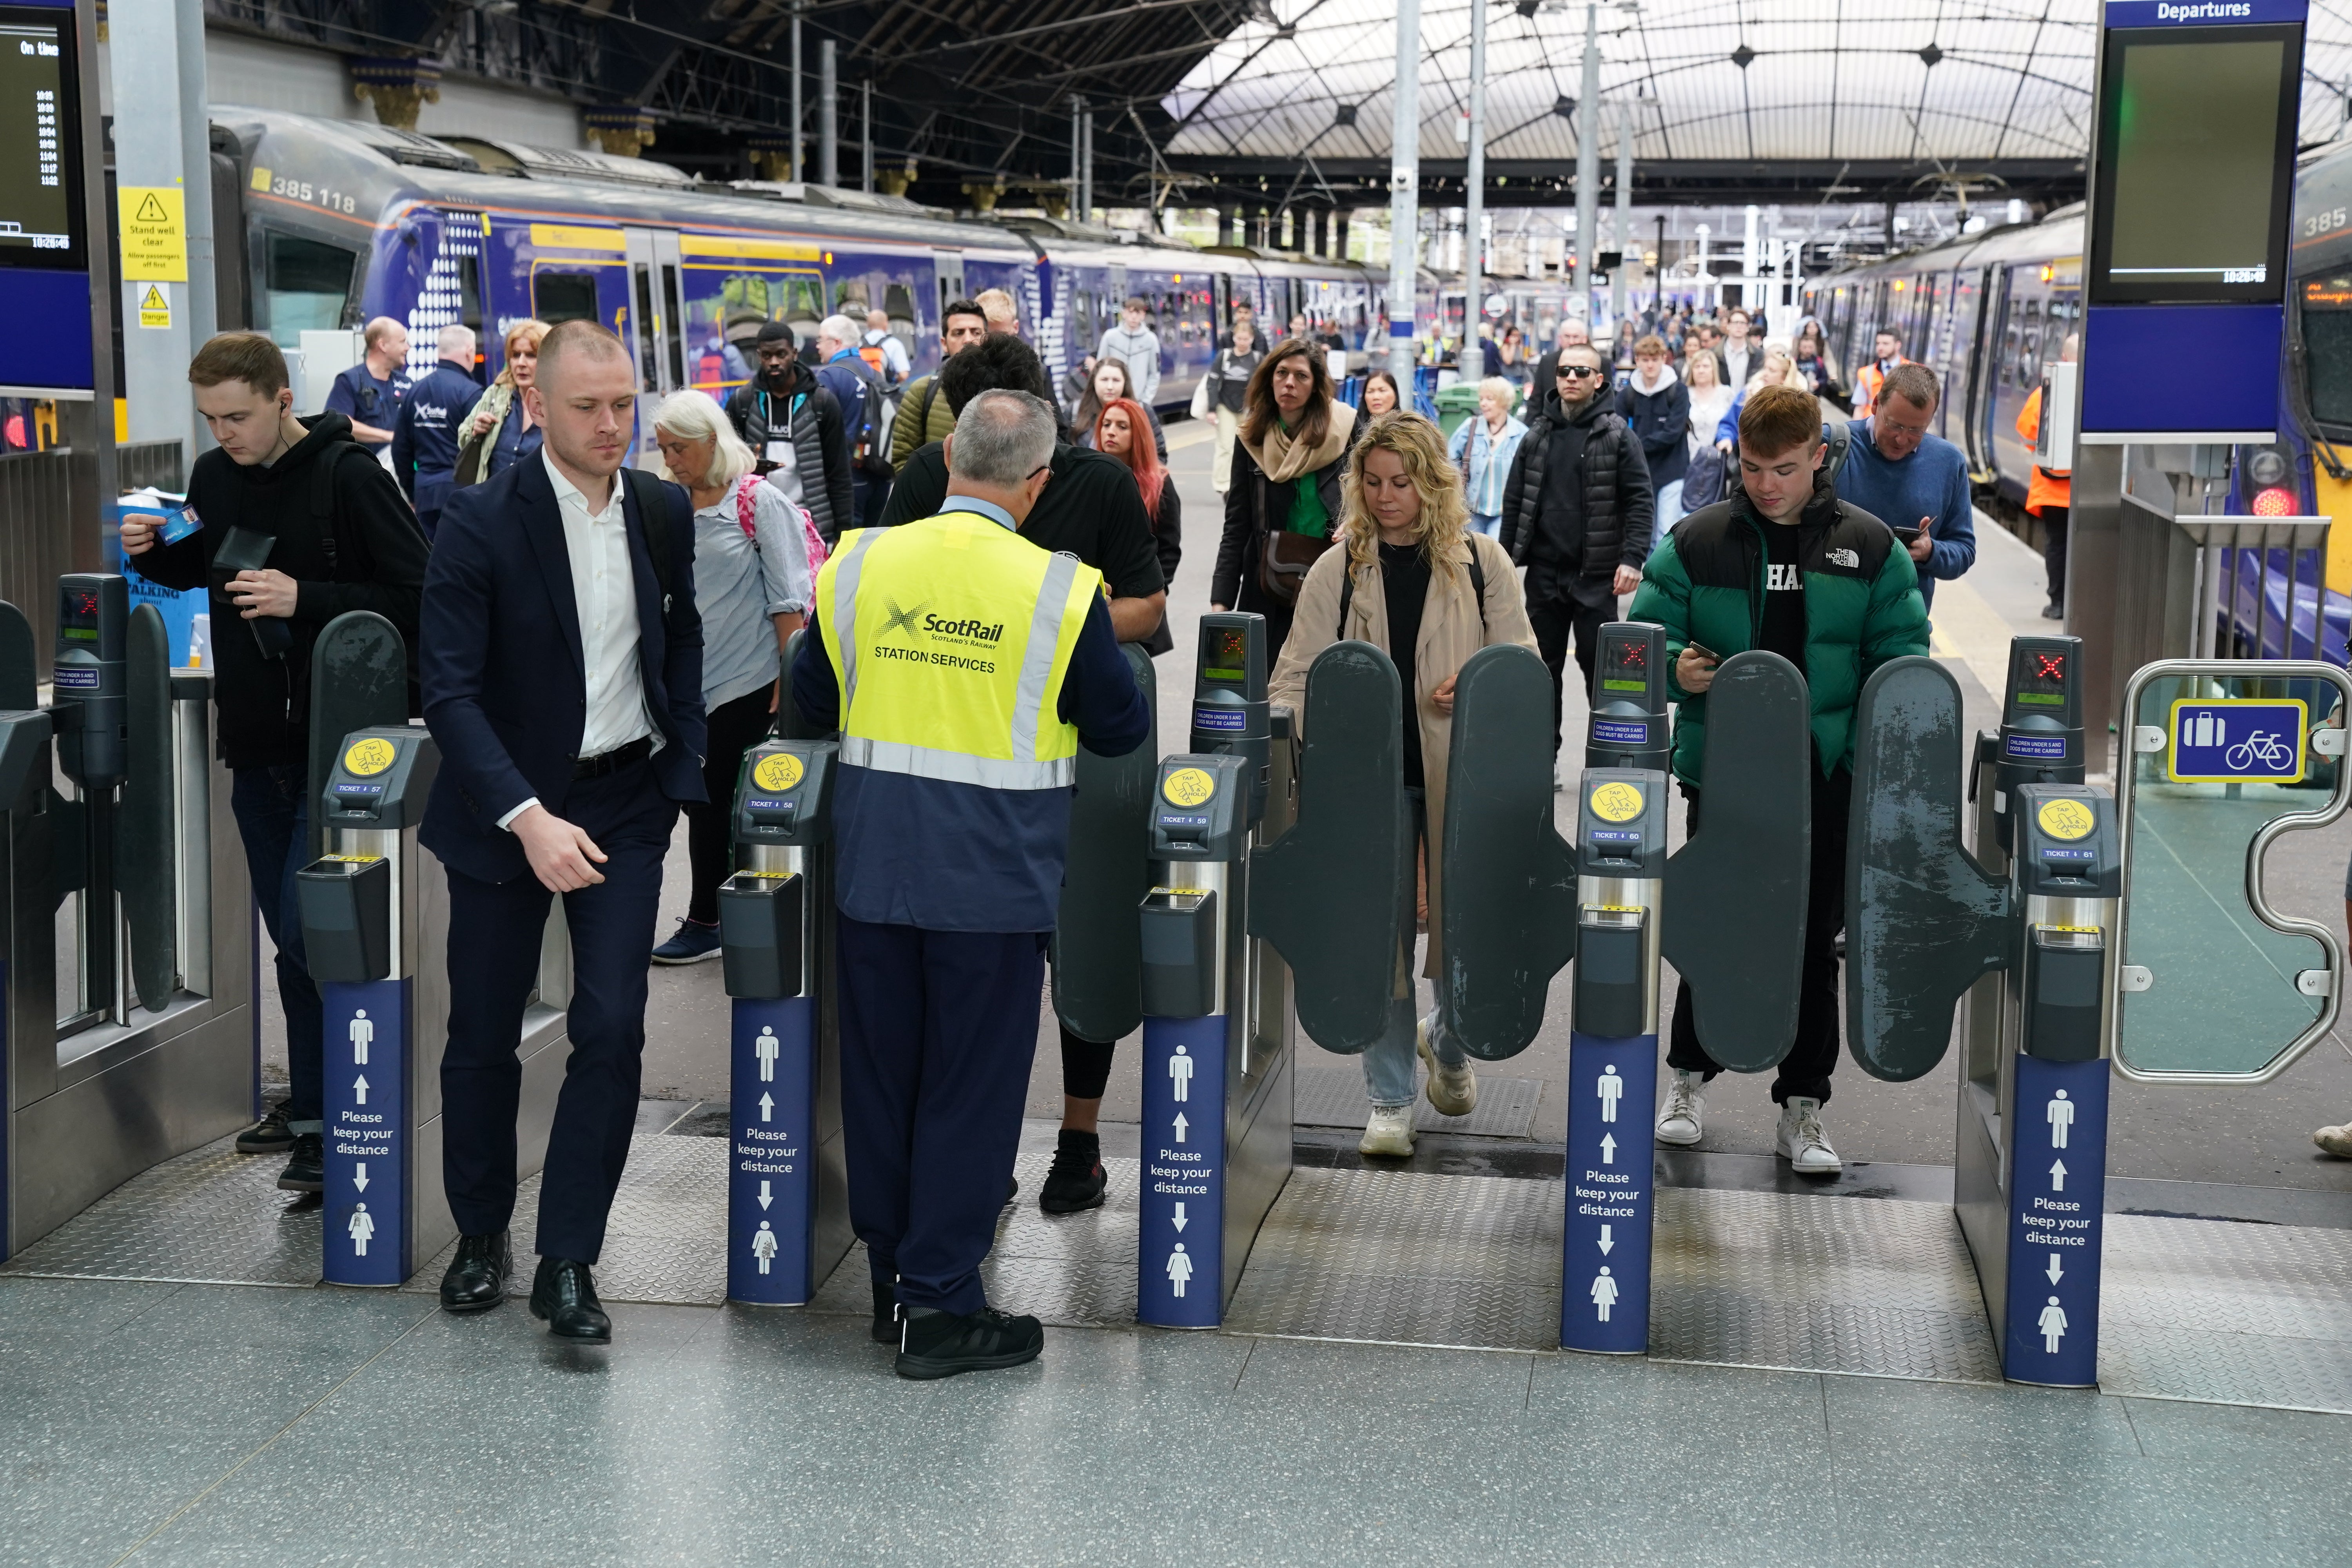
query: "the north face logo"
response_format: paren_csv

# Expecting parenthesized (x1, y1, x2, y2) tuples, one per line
(1827, 547, 1860, 568)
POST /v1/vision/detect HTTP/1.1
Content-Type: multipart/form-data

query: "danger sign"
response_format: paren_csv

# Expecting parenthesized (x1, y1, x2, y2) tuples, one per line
(118, 186, 187, 281)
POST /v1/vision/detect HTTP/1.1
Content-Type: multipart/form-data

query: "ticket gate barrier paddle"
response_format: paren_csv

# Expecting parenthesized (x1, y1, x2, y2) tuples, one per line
(1053, 643, 1159, 1050)
(1441, 623, 1811, 1354)
(1137, 614, 1362, 1328)
(0, 577, 256, 1258)
(717, 737, 851, 1306)
(1848, 649, 2122, 1385)
(297, 613, 575, 1286)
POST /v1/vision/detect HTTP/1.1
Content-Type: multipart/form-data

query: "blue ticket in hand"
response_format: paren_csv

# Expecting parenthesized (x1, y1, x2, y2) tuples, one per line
(155, 505, 201, 545)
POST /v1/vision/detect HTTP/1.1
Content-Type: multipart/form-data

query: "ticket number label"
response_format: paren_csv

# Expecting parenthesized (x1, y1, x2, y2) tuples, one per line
(1162, 767, 1217, 808)
(753, 752, 805, 793)
(2036, 798, 2096, 842)
(343, 737, 397, 777)
(1588, 781, 1645, 823)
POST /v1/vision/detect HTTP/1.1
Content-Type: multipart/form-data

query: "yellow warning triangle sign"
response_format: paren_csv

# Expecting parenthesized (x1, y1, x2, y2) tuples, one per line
(133, 192, 169, 224)
(139, 284, 166, 310)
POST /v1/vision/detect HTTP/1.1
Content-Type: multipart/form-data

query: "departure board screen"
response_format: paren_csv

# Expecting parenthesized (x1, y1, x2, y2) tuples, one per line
(0, 7, 80, 270)
(2089, 25, 2299, 305)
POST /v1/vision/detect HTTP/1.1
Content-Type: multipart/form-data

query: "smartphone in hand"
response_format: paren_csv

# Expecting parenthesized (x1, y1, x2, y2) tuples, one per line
(1684, 641, 1720, 665)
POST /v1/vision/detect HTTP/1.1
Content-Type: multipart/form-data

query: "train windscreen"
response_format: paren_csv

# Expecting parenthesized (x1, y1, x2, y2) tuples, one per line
(2301, 274, 2352, 430)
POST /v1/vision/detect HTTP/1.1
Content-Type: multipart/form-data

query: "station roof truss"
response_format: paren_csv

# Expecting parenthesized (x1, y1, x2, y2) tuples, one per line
(1158, 0, 2352, 208)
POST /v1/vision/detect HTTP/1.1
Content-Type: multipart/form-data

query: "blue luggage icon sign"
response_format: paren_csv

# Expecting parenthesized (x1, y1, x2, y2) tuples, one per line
(2168, 698, 2307, 784)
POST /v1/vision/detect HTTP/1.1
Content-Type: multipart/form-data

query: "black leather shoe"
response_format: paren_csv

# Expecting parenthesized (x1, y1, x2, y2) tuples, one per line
(439, 1230, 512, 1313)
(529, 1257, 612, 1343)
(895, 1305, 1043, 1380)
(275, 1133, 324, 1193)
(871, 1281, 898, 1345)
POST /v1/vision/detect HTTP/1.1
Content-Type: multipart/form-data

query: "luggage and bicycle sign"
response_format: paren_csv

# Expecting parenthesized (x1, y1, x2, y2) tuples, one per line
(2167, 697, 2308, 784)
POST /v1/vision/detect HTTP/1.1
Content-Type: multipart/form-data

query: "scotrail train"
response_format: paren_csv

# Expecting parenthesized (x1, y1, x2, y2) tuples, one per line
(204, 104, 1382, 448)
(1806, 138, 2352, 665)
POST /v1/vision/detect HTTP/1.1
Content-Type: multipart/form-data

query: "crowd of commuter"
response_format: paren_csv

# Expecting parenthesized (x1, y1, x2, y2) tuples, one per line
(142, 283, 2352, 1383)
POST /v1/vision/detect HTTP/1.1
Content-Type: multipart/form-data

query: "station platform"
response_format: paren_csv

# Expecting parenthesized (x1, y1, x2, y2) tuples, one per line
(7, 422, 2352, 1564)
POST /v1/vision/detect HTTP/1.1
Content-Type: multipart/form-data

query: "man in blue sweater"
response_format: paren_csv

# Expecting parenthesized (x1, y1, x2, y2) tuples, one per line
(1832, 361, 1975, 612)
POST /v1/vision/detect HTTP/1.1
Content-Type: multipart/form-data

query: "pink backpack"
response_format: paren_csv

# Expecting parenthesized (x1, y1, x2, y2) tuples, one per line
(735, 473, 829, 573)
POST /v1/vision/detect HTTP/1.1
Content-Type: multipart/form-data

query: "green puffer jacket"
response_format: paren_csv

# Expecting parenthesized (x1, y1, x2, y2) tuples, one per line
(1626, 478, 1929, 784)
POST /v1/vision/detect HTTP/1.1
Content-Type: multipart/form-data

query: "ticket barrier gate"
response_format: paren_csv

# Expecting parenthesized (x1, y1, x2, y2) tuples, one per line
(1443, 624, 1813, 1352)
(1848, 642, 2120, 1385)
(714, 732, 851, 1306)
(1136, 613, 1407, 1327)
(0, 575, 255, 1257)
(1051, 644, 1160, 1082)
(297, 613, 574, 1285)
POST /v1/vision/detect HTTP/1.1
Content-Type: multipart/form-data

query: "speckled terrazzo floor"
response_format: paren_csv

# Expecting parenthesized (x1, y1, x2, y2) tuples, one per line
(2, 1265, 2346, 1568)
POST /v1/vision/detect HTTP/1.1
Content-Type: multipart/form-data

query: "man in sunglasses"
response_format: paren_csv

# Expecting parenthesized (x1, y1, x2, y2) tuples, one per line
(1500, 342, 1655, 780)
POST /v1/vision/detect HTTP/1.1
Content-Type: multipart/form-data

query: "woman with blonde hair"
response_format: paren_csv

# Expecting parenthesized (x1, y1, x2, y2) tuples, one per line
(454, 318, 548, 488)
(645, 388, 816, 965)
(1712, 346, 1804, 452)
(1269, 410, 1539, 1156)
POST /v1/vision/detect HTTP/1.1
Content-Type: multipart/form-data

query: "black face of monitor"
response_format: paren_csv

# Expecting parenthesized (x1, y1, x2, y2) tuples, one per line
(0, 5, 85, 273)
(2087, 23, 2301, 307)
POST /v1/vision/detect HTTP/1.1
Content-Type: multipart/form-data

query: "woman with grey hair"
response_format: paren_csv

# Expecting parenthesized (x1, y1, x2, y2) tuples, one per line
(648, 388, 816, 964)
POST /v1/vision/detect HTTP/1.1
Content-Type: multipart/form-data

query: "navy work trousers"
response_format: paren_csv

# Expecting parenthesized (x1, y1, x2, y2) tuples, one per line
(229, 764, 324, 1123)
(837, 914, 1046, 1315)
(439, 759, 677, 1263)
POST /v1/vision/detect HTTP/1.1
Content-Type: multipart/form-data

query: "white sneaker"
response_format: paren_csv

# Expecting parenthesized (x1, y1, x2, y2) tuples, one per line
(1553, 762, 1566, 791)
(1776, 1096, 1842, 1175)
(1655, 1070, 1704, 1147)
(1418, 1013, 1479, 1117)
(2316, 1122, 2352, 1158)
(1359, 1105, 1416, 1157)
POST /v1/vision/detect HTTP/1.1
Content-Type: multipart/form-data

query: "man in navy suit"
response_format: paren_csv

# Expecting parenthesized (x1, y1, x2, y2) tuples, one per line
(417, 319, 706, 1343)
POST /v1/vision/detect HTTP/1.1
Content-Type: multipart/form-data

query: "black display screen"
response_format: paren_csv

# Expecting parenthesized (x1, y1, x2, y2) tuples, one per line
(1599, 633, 1650, 693)
(2011, 646, 2072, 708)
(1200, 624, 1248, 683)
(2088, 24, 2301, 305)
(0, 6, 83, 271)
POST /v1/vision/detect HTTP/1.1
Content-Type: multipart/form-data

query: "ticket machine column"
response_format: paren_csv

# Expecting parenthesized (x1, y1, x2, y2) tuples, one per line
(718, 738, 851, 1306)
(298, 727, 444, 1286)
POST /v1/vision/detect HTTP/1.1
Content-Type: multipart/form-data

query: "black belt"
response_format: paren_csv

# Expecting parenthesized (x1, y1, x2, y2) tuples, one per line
(572, 736, 652, 780)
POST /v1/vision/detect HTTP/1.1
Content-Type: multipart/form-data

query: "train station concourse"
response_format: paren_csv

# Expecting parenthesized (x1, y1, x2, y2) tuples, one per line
(5, 0, 2352, 1562)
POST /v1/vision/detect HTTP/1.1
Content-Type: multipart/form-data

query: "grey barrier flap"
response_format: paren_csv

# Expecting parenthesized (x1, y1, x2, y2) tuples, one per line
(1439, 644, 1578, 1060)
(1054, 643, 1160, 1044)
(1249, 640, 1409, 1053)
(0, 597, 34, 713)
(1845, 656, 2014, 1081)
(776, 627, 828, 742)
(118, 604, 177, 1013)
(1661, 649, 1811, 1073)
(0, 708, 50, 807)
(307, 611, 410, 861)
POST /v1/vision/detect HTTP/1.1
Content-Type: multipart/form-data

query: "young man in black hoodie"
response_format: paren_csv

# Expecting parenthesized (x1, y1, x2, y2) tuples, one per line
(120, 332, 429, 1192)
(724, 320, 854, 542)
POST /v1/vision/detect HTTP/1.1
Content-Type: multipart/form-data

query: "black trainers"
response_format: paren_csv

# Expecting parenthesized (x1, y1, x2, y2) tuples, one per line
(895, 1305, 1044, 1380)
(236, 1102, 295, 1154)
(276, 1133, 323, 1193)
(871, 1281, 898, 1344)
(1038, 1130, 1107, 1214)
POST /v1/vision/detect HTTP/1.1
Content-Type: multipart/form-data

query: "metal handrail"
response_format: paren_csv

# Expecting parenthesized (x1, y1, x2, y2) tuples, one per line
(2111, 657, 2352, 1085)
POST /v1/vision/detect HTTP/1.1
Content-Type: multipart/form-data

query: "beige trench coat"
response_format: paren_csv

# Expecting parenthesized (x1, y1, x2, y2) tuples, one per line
(1267, 528, 1539, 978)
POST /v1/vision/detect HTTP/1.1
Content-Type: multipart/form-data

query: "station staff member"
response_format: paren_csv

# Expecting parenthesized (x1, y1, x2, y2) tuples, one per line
(323, 317, 412, 452)
(2017, 332, 2078, 621)
(392, 324, 482, 538)
(792, 389, 1149, 1381)
(417, 319, 706, 1345)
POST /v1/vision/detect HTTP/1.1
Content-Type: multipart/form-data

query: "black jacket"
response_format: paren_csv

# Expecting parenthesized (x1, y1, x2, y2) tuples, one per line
(1617, 374, 1691, 489)
(1210, 412, 1365, 610)
(724, 362, 853, 541)
(1142, 481, 1183, 657)
(1499, 390, 1653, 590)
(134, 412, 430, 769)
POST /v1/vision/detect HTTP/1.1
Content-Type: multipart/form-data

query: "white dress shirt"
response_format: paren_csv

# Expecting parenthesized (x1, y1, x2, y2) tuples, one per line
(496, 450, 658, 831)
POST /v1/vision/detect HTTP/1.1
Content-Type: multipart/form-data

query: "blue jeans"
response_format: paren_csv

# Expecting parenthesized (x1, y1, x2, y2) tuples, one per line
(229, 764, 324, 1125)
(1468, 511, 1503, 538)
(1359, 788, 1469, 1109)
(1652, 480, 1685, 544)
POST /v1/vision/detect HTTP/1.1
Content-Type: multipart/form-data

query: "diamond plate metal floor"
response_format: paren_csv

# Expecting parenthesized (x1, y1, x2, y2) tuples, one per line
(0, 1132, 323, 1287)
(2098, 1213, 2352, 1414)
(406, 1134, 731, 1306)
(1292, 1062, 1543, 1138)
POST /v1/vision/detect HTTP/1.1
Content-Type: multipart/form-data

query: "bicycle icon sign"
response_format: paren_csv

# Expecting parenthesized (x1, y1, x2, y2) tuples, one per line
(2169, 697, 2309, 784)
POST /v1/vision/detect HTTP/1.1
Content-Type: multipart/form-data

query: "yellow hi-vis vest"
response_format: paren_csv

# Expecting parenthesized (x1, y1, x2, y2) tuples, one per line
(815, 511, 1103, 790)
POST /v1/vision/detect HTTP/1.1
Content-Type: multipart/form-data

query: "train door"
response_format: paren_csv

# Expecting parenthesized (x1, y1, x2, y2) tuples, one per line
(623, 229, 687, 466)
(1951, 267, 1993, 466)
(933, 251, 965, 330)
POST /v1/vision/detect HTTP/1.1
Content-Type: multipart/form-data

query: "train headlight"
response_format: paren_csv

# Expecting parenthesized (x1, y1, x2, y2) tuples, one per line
(2247, 447, 2291, 486)
(2252, 485, 2297, 516)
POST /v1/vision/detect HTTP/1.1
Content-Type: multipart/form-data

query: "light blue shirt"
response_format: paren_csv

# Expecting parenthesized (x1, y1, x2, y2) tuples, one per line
(1448, 415, 1528, 518)
(697, 477, 815, 709)
(942, 493, 1018, 531)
